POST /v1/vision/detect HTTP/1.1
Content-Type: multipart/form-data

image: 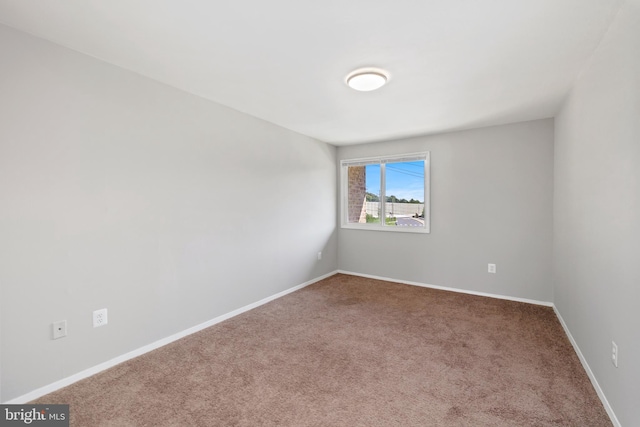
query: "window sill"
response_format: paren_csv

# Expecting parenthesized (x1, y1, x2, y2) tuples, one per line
(341, 223, 430, 234)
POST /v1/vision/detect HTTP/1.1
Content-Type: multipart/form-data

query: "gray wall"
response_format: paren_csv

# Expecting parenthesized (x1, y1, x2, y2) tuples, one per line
(338, 119, 554, 302)
(553, 1, 640, 425)
(0, 24, 338, 402)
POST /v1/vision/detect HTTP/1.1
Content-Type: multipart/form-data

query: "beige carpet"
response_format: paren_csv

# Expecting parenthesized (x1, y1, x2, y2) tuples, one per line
(35, 274, 612, 426)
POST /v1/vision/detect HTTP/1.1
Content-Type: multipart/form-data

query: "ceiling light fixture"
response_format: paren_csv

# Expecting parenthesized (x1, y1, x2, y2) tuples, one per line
(346, 68, 388, 91)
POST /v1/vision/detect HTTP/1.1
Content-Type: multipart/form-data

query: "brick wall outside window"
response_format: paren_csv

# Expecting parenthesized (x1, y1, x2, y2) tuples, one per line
(347, 166, 367, 223)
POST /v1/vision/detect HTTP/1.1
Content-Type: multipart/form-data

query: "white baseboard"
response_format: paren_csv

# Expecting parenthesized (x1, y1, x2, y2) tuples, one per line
(552, 306, 621, 427)
(4, 270, 339, 404)
(336, 270, 554, 307)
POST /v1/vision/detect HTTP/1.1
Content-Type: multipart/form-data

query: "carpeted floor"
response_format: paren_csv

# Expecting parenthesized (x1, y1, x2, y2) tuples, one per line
(35, 274, 612, 426)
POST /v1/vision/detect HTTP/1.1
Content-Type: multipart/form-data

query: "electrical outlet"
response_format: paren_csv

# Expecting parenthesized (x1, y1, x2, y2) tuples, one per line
(488, 263, 497, 274)
(93, 308, 108, 328)
(52, 320, 67, 339)
(612, 341, 618, 368)
(317, 251, 322, 261)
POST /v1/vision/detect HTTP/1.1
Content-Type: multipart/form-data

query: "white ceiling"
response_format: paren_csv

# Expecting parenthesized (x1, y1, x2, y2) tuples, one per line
(0, 0, 623, 145)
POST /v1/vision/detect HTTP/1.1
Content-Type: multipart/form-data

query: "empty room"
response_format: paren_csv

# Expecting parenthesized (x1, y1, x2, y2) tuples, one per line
(0, 1, 638, 426)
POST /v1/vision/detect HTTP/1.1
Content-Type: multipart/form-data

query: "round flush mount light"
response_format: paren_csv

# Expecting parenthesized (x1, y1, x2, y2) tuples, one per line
(346, 68, 389, 91)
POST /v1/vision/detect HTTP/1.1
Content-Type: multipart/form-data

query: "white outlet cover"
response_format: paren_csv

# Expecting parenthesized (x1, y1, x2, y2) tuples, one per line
(93, 308, 108, 328)
(488, 264, 497, 274)
(52, 320, 67, 339)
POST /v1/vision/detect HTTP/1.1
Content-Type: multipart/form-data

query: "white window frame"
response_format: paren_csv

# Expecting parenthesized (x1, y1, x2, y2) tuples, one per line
(340, 152, 430, 233)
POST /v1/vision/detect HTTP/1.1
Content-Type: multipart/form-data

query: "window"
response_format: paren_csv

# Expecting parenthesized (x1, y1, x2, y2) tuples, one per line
(341, 152, 430, 233)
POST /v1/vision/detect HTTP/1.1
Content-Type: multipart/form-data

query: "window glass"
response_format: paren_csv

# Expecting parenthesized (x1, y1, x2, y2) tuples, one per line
(385, 161, 425, 228)
(341, 153, 430, 233)
(346, 164, 380, 224)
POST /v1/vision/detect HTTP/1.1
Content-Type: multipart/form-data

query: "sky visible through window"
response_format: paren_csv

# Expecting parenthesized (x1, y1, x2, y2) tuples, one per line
(365, 161, 424, 202)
